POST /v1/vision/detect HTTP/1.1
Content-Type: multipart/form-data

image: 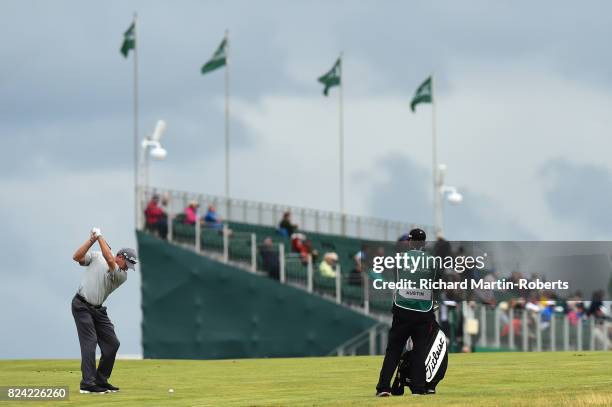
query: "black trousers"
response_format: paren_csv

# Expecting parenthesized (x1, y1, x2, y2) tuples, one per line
(376, 305, 435, 393)
(71, 295, 120, 387)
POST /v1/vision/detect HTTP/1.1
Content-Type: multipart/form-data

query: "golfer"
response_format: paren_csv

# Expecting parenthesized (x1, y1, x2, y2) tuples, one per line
(71, 228, 137, 394)
(376, 228, 438, 397)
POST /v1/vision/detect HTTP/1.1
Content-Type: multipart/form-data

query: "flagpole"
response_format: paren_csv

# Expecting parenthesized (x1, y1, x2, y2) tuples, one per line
(431, 74, 440, 236)
(133, 12, 140, 231)
(224, 29, 231, 219)
(339, 53, 345, 235)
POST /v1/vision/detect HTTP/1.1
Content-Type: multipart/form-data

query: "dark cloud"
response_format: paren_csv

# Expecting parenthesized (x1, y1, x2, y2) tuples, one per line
(3, 0, 612, 177)
(540, 158, 612, 236)
(0, 107, 253, 178)
(0, 1, 284, 177)
(367, 153, 535, 240)
(366, 154, 431, 225)
(332, 1, 612, 93)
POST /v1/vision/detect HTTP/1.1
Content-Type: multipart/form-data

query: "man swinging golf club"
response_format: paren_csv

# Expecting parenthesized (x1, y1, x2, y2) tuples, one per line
(71, 227, 137, 394)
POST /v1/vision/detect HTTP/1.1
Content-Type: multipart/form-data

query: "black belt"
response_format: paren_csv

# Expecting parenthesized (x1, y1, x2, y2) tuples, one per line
(75, 293, 102, 309)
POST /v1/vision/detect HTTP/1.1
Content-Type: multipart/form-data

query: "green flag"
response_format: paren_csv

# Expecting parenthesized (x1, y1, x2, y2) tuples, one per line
(318, 58, 341, 96)
(411, 76, 432, 112)
(120, 22, 135, 58)
(201, 38, 227, 75)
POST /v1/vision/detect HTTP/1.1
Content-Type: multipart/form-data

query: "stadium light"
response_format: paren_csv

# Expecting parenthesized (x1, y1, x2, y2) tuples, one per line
(142, 120, 167, 161)
(441, 186, 463, 204)
(150, 144, 167, 160)
(142, 120, 168, 194)
(435, 163, 464, 236)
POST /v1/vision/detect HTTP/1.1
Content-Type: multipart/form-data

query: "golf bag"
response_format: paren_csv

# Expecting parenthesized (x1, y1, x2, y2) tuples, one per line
(391, 319, 448, 395)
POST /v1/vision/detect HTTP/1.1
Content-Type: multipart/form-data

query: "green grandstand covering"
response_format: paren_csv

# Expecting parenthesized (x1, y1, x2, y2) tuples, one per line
(137, 231, 379, 359)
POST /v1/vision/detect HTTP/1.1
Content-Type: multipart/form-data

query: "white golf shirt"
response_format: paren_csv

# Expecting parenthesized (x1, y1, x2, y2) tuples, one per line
(77, 251, 127, 306)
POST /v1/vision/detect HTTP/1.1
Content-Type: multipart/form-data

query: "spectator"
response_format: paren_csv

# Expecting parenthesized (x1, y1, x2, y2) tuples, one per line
(433, 233, 452, 259)
(566, 301, 584, 326)
(291, 233, 308, 262)
(303, 239, 319, 263)
(354, 245, 365, 265)
(278, 211, 298, 237)
(540, 301, 555, 327)
(184, 201, 199, 225)
(348, 253, 363, 286)
(474, 271, 496, 306)
(144, 194, 168, 239)
(203, 205, 223, 230)
(319, 252, 338, 278)
(587, 290, 605, 319)
(500, 301, 523, 339)
(290, 233, 318, 264)
(259, 237, 280, 280)
(525, 294, 541, 314)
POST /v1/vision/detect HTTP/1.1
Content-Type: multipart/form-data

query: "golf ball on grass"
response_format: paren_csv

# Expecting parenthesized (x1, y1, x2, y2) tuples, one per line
(168, 388, 174, 393)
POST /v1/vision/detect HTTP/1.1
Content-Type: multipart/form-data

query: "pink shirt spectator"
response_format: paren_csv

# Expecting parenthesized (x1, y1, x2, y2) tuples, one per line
(185, 204, 198, 225)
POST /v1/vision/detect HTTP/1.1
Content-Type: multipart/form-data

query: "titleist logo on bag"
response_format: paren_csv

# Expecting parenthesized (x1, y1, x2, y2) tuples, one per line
(425, 330, 447, 382)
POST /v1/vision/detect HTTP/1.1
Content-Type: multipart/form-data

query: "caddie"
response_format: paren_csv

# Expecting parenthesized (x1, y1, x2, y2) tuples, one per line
(375, 228, 440, 396)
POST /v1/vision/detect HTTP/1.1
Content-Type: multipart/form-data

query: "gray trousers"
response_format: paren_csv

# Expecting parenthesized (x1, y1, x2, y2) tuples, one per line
(71, 295, 120, 387)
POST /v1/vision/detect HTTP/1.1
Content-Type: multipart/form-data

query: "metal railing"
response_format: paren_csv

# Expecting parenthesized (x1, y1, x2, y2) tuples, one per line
(328, 323, 389, 356)
(468, 304, 611, 352)
(139, 186, 431, 241)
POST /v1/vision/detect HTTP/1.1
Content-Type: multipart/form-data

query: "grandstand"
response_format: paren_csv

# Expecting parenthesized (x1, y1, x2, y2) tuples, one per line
(137, 187, 611, 359)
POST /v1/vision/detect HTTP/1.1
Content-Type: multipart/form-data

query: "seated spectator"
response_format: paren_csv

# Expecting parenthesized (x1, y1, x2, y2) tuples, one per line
(144, 194, 168, 239)
(319, 252, 338, 278)
(291, 233, 318, 264)
(291, 232, 307, 255)
(184, 201, 199, 225)
(203, 205, 223, 230)
(259, 237, 280, 280)
(303, 239, 319, 263)
(348, 254, 363, 286)
(278, 211, 298, 237)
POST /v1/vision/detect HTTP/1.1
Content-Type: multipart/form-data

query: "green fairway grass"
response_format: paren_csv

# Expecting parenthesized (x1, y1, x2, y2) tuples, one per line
(1, 352, 611, 406)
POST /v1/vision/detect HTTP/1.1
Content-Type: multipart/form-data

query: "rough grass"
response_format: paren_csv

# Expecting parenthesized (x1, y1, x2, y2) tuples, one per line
(1, 352, 611, 406)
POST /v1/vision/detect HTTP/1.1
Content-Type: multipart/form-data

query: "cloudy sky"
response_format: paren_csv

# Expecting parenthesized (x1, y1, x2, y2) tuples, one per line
(2, 0, 611, 358)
